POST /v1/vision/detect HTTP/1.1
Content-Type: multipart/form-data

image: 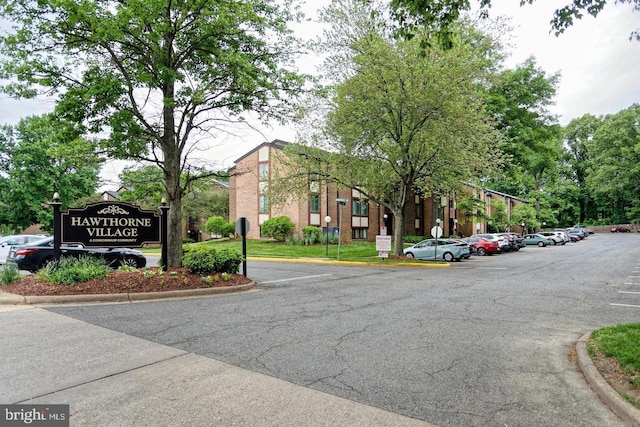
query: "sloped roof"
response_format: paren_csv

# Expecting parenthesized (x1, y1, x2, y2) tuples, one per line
(232, 139, 290, 164)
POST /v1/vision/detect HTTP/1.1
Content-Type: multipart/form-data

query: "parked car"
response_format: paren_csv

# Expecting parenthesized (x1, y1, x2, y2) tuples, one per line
(522, 234, 551, 247)
(568, 228, 588, 239)
(403, 238, 471, 262)
(574, 224, 594, 234)
(460, 236, 500, 256)
(473, 234, 511, 252)
(538, 232, 565, 245)
(0, 234, 47, 264)
(610, 226, 631, 233)
(552, 230, 572, 243)
(505, 233, 526, 249)
(7, 236, 147, 272)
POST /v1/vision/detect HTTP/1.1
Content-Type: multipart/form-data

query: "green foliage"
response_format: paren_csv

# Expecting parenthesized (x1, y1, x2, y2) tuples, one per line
(261, 216, 295, 242)
(387, 0, 640, 45)
(37, 256, 110, 285)
(205, 216, 235, 237)
(404, 235, 426, 244)
(0, 115, 102, 232)
(0, 264, 21, 284)
(511, 203, 539, 230)
(291, 2, 503, 255)
(116, 265, 138, 273)
(302, 226, 322, 244)
(182, 247, 243, 275)
(0, 0, 306, 267)
(489, 199, 509, 231)
(456, 195, 486, 225)
(590, 323, 640, 379)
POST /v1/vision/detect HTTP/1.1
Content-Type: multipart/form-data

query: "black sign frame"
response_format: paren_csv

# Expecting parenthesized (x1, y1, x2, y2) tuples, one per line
(61, 202, 161, 248)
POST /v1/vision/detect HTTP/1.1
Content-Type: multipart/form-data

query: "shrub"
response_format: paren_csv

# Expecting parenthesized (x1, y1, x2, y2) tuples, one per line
(37, 256, 110, 285)
(205, 216, 236, 237)
(0, 264, 21, 284)
(302, 226, 322, 244)
(182, 247, 243, 275)
(261, 215, 295, 241)
(404, 235, 425, 244)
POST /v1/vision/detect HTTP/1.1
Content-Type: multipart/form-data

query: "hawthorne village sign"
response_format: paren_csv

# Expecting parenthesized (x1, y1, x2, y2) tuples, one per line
(62, 202, 161, 247)
(50, 195, 169, 270)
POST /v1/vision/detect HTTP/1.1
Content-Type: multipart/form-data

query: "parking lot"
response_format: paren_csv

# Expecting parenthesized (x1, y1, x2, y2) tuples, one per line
(4, 232, 640, 426)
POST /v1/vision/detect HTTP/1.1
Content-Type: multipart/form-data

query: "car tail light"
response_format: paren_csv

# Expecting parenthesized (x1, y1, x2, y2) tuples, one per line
(16, 248, 39, 256)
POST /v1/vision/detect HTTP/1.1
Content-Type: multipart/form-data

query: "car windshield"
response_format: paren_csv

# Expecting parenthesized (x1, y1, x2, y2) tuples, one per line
(30, 237, 54, 246)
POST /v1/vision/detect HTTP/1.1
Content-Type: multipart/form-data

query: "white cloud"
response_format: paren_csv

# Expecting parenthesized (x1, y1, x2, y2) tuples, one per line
(490, 0, 640, 123)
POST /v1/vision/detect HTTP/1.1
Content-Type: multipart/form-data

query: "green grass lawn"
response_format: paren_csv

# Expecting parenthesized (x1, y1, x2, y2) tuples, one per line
(170, 238, 431, 264)
(589, 323, 640, 407)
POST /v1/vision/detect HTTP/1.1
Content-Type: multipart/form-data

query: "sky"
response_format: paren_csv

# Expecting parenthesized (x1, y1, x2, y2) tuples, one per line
(0, 0, 638, 190)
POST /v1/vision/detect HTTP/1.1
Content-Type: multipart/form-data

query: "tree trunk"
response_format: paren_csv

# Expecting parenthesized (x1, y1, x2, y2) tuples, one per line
(392, 208, 405, 256)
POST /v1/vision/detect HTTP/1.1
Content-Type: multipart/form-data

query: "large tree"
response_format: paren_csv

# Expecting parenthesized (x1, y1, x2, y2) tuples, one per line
(0, 0, 306, 266)
(484, 57, 562, 217)
(281, 0, 504, 255)
(563, 114, 603, 223)
(586, 104, 640, 223)
(0, 114, 102, 231)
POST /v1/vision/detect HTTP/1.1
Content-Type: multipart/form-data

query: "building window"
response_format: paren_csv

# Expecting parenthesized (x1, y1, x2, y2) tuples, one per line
(352, 228, 368, 240)
(352, 199, 368, 216)
(310, 194, 320, 212)
(352, 198, 368, 240)
(259, 195, 269, 213)
(259, 162, 269, 181)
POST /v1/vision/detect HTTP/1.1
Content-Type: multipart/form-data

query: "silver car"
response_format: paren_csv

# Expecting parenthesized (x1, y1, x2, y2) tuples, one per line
(403, 239, 471, 262)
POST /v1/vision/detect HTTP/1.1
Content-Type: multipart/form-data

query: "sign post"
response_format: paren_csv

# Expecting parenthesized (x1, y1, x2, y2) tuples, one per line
(235, 217, 250, 277)
(376, 235, 392, 259)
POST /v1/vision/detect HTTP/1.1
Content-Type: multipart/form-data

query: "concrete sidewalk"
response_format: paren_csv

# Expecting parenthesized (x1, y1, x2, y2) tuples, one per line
(0, 306, 436, 426)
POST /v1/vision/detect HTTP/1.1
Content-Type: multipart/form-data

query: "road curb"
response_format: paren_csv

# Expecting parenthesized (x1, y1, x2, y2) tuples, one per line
(247, 256, 451, 267)
(0, 282, 257, 305)
(576, 332, 640, 427)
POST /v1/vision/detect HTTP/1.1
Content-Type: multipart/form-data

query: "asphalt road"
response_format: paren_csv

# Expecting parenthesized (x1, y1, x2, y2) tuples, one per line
(47, 233, 640, 426)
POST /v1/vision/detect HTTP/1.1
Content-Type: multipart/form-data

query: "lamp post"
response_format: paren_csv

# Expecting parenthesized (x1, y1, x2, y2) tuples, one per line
(49, 192, 62, 263)
(542, 221, 546, 232)
(434, 218, 441, 262)
(336, 198, 348, 261)
(521, 222, 526, 236)
(324, 215, 331, 257)
(159, 198, 169, 271)
(453, 218, 458, 237)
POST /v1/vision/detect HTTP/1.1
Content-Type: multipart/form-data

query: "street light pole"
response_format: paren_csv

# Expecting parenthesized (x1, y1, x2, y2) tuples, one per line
(324, 215, 331, 257)
(434, 218, 441, 262)
(49, 192, 62, 263)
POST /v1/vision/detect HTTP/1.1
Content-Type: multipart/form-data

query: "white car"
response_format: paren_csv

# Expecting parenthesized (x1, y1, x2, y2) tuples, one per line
(0, 234, 46, 264)
(538, 232, 565, 245)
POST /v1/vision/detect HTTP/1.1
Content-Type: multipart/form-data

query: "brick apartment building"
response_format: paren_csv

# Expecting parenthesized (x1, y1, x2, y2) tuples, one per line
(229, 140, 527, 242)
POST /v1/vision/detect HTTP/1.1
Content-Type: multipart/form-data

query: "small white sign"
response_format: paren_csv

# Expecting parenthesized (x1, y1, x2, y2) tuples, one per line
(376, 235, 392, 251)
(378, 251, 389, 258)
(430, 225, 443, 238)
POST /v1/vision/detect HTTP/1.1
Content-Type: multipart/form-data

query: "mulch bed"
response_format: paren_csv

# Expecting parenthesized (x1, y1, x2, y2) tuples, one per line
(2, 268, 252, 296)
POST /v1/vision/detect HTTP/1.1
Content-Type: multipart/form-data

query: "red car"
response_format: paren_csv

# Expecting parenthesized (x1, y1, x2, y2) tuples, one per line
(461, 236, 500, 256)
(610, 226, 631, 233)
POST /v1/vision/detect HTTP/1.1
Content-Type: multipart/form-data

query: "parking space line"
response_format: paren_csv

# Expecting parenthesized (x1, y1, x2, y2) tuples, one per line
(262, 274, 333, 284)
(624, 283, 640, 285)
(619, 291, 640, 295)
(610, 303, 640, 308)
